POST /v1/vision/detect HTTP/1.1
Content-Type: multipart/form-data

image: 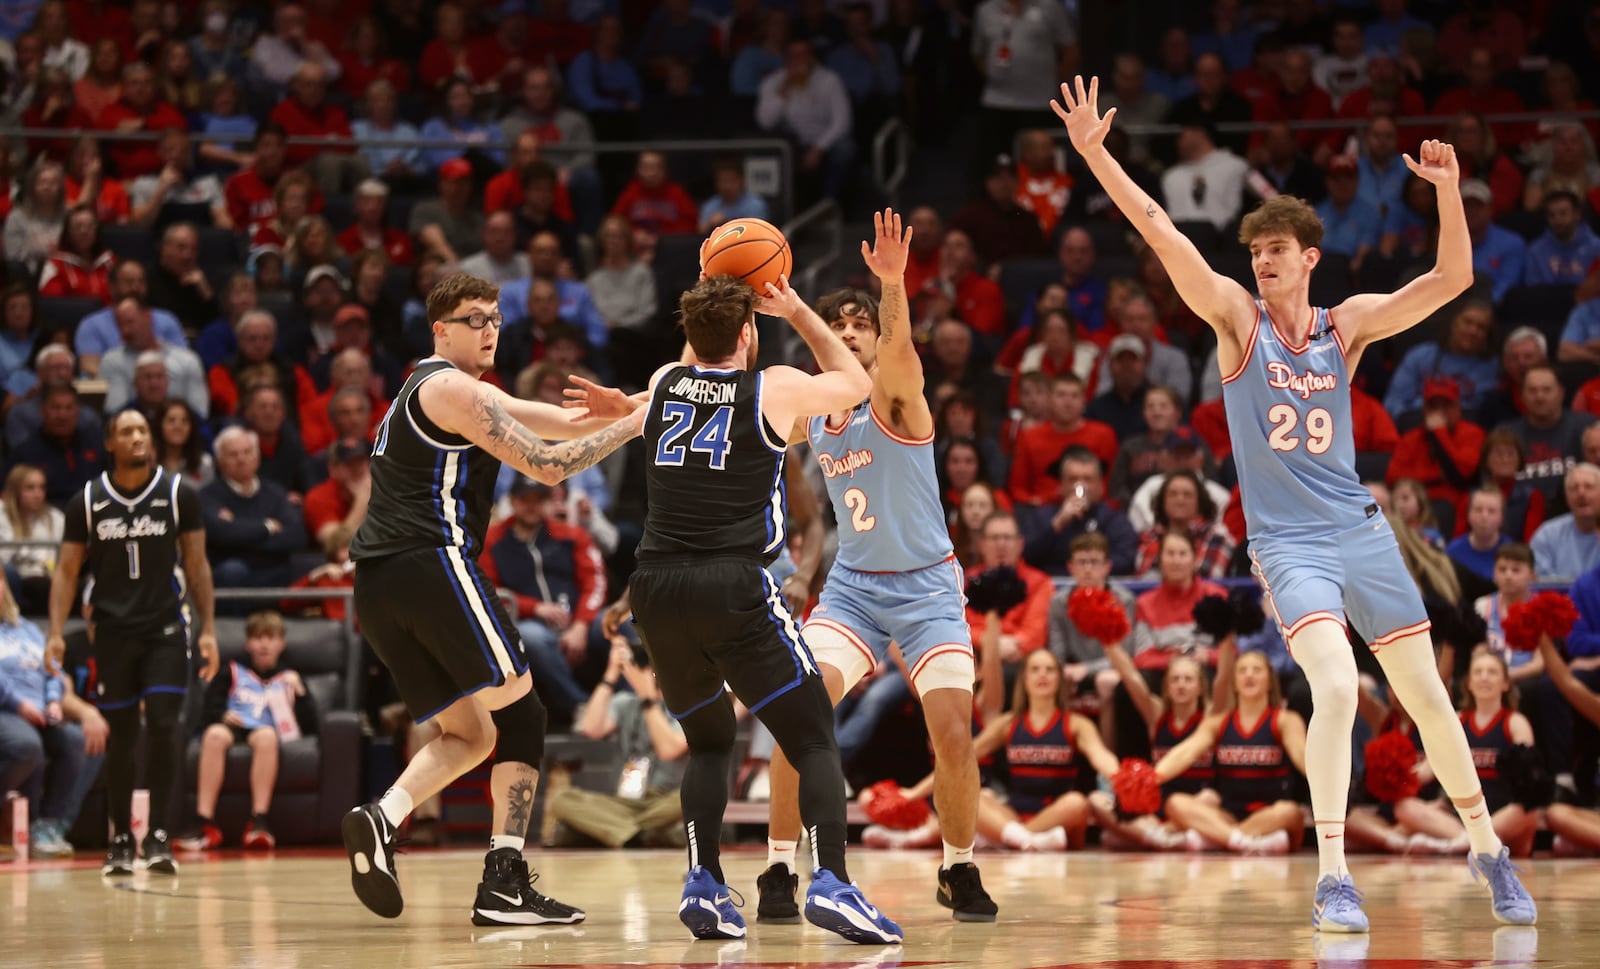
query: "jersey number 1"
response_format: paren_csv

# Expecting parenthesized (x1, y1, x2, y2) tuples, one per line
(1267, 404, 1333, 455)
(655, 402, 733, 470)
(126, 541, 141, 579)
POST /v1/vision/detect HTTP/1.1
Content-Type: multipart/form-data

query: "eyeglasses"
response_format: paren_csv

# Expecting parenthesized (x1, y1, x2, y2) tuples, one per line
(440, 312, 503, 330)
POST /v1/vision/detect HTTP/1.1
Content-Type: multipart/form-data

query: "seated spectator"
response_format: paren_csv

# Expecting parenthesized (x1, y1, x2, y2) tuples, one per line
(1010, 374, 1118, 509)
(1264, 50, 1334, 160)
(480, 475, 610, 721)
(611, 150, 697, 245)
(551, 638, 686, 848)
(1433, 47, 1525, 150)
(1561, 290, 1600, 369)
(178, 610, 319, 851)
(921, 318, 1004, 417)
(917, 230, 1005, 339)
(0, 465, 63, 613)
(23, 66, 93, 163)
(1461, 179, 1525, 302)
(1129, 531, 1227, 663)
(400, 253, 449, 356)
(0, 571, 105, 857)
(485, 131, 575, 221)
(155, 399, 213, 488)
(1013, 131, 1074, 241)
(1164, 53, 1253, 158)
(1100, 54, 1168, 168)
(1378, 172, 1437, 264)
(586, 214, 657, 386)
(948, 481, 1004, 569)
(566, 13, 643, 115)
(195, 273, 257, 372)
(3, 346, 96, 450)
(968, 511, 1054, 665)
(1022, 447, 1138, 576)
(731, 8, 787, 96)
(286, 216, 346, 282)
(500, 232, 608, 351)
(1477, 428, 1546, 543)
(195, 77, 258, 175)
(336, 179, 412, 268)
(282, 523, 353, 621)
(238, 384, 311, 499)
(1047, 532, 1133, 707)
(10, 383, 103, 506)
(497, 65, 605, 232)
(1448, 487, 1512, 581)
(129, 129, 229, 230)
(1384, 299, 1500, 423)
(101, 299, 208, 416)
(1009, 305, 1097, 409)
(186, 0, 246, 86)
(147, 223, 219, 336)
(409, 159, 483, 265)
(336, 16, 407, 102)
(417, 1, 484, 91)
(1146, 26, 1196, 105)
(1531, 464, 1600, 580)
(938, 438, 993, 517)
(96, 62, 186, 179)
(303, 436, 369, 547)
(1391, 476, 1445, 548)
(1094, 296, 1190, 407)
(313, 296, 401, 393)
(75, 38, 122, 124)
(1133, 469, 1235, 580)
(37, 206, 113, 302)
(698, 156, 769, 234)
(1356, 114, 1408, 220)
(1315, 156, 1381, 270)
(269, 60, 363, 196)
(248, 0, 341, 92)
(936, 392, 1006, 487)
(1385, 377, 1484, 524)
(1497, 364, 1596, 502)
(1086, 334, 1155, 441)
(350, 79, 423, 191)
(109, 351, 189, 433)
(951, 152, 1046, 267)
(1313, 14, 1369, 108)
(1053, 227, 1109, 339)
(458, 212, 530, 284)
(1524, 122, 1600, 212)
(508, 161, 580, 260)
(63, 134, 129, 225)
(225, 124, 321, 243)
(420, 78, 508, 177)
(1525, 190, 1600, 286)
(826, 3, 899, 120)
(1110, 389, 1200, 507)
(200, 427, 305, 589)
(1127, 434, 1232, 534)
(3, 160, 66, 276)
(756, 39, 855, 202)
(303, 346, 386, 454)
(1162, 122, 1251, 232)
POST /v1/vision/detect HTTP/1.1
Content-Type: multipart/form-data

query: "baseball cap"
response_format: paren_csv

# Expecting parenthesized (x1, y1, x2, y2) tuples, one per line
(1108, 333, 1146, 358)
(1327, 155, 1358, 175)
(510, 474, 552, 498)
(333, 303, 370, 328)
(1459, 179, 1494, 205)
(1423, 376, 1461, 404)
(304, 264, 348, 292)
(1163, 427, 1201, 452)
(439, 158, 473, 181)
(330, 437, 371, 463)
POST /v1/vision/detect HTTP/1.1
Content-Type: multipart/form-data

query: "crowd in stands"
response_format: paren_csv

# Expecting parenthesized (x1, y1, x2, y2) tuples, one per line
(7, 0, 1600, 856)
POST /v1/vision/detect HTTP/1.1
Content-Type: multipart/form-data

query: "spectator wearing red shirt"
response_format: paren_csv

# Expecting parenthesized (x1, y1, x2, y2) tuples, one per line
(1016, 129, 1074, 239)
(304, 0, 364, 53)
(528, 0, 595, 67)
(1332, 55, 1428, 150)
(611, 149, 698, 242)
(62, 135, 129, 223)
(96, 62, 187, 178)
(1351, 384, 1400, 453)
(484, 130, 577, 221)
(225, 124, 324, 240)
(269, 61, 364, 194)
(65, 0, 131, 51)
(1386, 378, 1486, 530)
(469, 0, 537, 96)
(1009, 373, 1119, 507)
(418, 2, 491, 92)
(1267, 50, 1335, 158)
(37, 206, 114, 302)
(965, 512, 1055, 660)
(1191, 395, 1230, 461)
(1449, 111, 1524, 219)
(1437, 3, 1526, 75)
(23, 67, 95, 163)
(336, 179, 413, 266)
(1129, 531, 1228, 666)
(303, 437, 371, 546)
(337, 16, 411, 101)
(1432, 48, 1528, 152)
(920, 229, 1006, 337)
(903, 206, 943, 297)
(301, 343, 388, 455)
(208, 309, 320, 421)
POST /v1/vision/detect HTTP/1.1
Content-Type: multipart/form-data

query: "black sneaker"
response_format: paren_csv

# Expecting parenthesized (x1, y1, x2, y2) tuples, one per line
(471, 847, 587, 927)
(342, 803, 403, 918)
(755, 863, 801, 924)
(936, 863, 998, 922)
(102, 832, 136, 877)
(140, 829, 178, 874)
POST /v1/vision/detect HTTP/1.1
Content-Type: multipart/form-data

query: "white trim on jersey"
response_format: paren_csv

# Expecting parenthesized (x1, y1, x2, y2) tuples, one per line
(80, 483, 93, 537)
(444, 545, 518, 677)
(761, 568, 815, 676)
(439, 450, 466, 546)
(762, 461, 784, 556)
(169, 473, 182, 529)
(100, 468, 164, 511)
(404, 366, 474, 452)
(753, 371, 787, 454)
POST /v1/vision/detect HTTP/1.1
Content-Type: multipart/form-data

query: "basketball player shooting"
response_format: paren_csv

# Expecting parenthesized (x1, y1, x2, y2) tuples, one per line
(1050, 76, 1535, 932)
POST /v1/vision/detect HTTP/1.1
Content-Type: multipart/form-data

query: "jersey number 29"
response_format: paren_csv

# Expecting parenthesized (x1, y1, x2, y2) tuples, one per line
(1267, 404, 1334, 455)
(655, 402, 733, 470)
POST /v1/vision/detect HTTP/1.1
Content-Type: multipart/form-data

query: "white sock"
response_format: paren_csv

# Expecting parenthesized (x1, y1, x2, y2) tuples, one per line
(942, 839, 975, 869)
(378, 787, 413, 828)
(767, 838, 797, 871)
(1227, 828, 1251, 851)
(1184, 829, 1208, 852)
(1458, 803, 1503, 857)
(1385, 830, 1408, 853)
(489, 834, 525, 853)
(1030, 827, 1067, 851)
(1001, 821, 1032, 849)
(1257, 830, 1290, 854)
(1315, 822, 1348, 879)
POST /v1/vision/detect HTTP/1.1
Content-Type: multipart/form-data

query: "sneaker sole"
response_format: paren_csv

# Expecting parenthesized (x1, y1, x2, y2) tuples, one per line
(1311, 914, 1370, 934)
(342, 809, 403, 919)
(101, 864, 135, 877)
(472, 908, 587, 927)
(936, 888, 999, 923)
(679, 897, 746, 939)
(138, 858, 179, 875)
(805, 898, 903, 945)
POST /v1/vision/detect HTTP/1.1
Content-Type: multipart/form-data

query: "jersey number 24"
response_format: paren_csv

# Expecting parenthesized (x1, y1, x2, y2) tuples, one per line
(655, 402, 733, 470)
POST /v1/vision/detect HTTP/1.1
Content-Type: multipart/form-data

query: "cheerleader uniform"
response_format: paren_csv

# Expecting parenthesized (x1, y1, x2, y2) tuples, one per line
(1213, 707, 1293, 819)
(1003, 710, 1080, 819)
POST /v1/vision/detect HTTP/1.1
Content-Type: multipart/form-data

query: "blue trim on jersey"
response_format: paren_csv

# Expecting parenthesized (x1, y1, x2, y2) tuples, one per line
(453, 452, 474, 557)
(666, 684, 728, 721)
(98, 683, 192, 712)
(465, 556, 521, 672)
(436, 547, 501, 679)
(747, 570, 811, 713)
(432, 450, 450, 546)
(96, 696, 141, 711)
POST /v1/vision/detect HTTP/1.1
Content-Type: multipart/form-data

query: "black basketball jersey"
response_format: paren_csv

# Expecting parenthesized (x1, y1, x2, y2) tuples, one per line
(352, 357, 503, 562)
(1213, 707, 1292, 807)
(1153, 708, 1214, 794)
(62, 468, 202, 635)
(638, 365, 786, 562)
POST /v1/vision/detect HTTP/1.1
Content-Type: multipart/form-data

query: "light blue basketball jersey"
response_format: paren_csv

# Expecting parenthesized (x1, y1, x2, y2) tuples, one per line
(807, 399, 953, 573)
(1222, 302, 1375, 541)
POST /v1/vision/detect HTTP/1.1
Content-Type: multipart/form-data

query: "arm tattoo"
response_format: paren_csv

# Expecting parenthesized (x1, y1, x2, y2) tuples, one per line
(1146, 203, 1156, 218)
(879, 280, 904, 343)
(472, 388, 637, 483)
(502, 766, 538, 838)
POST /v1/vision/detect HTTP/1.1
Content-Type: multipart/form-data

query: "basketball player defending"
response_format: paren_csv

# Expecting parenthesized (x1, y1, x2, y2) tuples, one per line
(630, 273, 902, 945)
(760, 210, 998, 924)
(341, 273, 646, 925)
(1053, 77, 1535, 931)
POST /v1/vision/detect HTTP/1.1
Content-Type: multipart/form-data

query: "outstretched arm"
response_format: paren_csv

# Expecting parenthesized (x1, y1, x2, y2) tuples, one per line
(1332, 140, 1474, 353)
(1051, 76, 1254, 331)
(1152, 714, 1222, 783)
(862, 208, 933, 437)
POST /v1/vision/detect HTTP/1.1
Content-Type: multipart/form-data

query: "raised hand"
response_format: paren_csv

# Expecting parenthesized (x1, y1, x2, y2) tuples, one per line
(755, 274, 807, 320)
(860, 207, 912, 281)
(1403, 139, 1460, 187)
(1049, 76, 1118, 155)
(562, 374, 639, 420)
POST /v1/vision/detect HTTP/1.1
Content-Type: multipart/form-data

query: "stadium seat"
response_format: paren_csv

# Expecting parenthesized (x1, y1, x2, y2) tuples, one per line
(196, 225, 244, 273)
(39, 296, 102, 333)
(1083, 220, 1136, 262)
(103, 223, 157, 266)
(322, 194, 355, 234)
(1174, 220, 1221, 252)
(1501, 283, 1578, 346)
(997, 258, 1061, 318)
(653, 233, 703, 319)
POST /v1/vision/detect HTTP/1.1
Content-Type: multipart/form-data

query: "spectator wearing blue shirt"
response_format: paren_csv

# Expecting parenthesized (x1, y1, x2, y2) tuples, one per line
(1188, 0, 1258, 72)
(73, 261, 187, 379)
(1145, 26, 1197, 105)
(825, 5, 900, 107)
(349, 79, 423, 185)
(566, 15, 643, 112)
(697, 157, 770, 233)
(1315, 156, 1383, 267)
(1462, 178, 1525, 302)
(1566, 557, 1600, 660)
(1561, 292, 1600, 366)
(1525, 189, 1600, 287)
(1363, 0, 1431, 56)
(1447, 487, 1512, 580)
(500, 233, 608, 349)
(1357, 116, 1407, 218)
(1531, 463, 1600, 580)
(1384, 299, 1502, 420)
(1380, 174, 1435, 262)
(195, 77, 258, 175)
(730, 8, 788, 96)
(420, 78, 508, 175)
(1058, 227, 1108, 336)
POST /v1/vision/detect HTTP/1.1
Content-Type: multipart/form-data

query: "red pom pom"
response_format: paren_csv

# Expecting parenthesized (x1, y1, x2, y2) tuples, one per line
(1502, 599, 1543, 653)
(1363, 731, 1421, 803)
(1533, 591, 1579, 642)
(1111, 758, 1162, 816)
(861, 780, 930, 831)
(1067, 586, 1130, 644)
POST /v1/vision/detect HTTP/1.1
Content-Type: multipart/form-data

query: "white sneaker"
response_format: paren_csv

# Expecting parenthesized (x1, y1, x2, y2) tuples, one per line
(745, 767, 770, 802)
(1244, 830, 1290, 855)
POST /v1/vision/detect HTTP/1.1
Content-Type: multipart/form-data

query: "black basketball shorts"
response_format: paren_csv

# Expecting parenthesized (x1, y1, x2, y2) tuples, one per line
(92, 622, 191, 711)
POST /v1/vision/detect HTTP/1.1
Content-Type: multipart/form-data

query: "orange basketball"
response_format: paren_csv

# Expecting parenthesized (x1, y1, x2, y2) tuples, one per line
(701, 218, 793, 292)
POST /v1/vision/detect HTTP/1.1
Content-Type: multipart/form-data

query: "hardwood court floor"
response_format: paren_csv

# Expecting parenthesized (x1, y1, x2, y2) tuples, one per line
(2, 847, 1593, 968)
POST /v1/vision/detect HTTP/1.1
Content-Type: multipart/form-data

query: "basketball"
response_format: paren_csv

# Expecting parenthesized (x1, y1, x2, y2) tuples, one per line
(701, 218, 792, 292)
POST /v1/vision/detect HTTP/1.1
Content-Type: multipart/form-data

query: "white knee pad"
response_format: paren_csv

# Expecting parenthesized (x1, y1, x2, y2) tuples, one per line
(908, 646, 976, 698)
(802, 618, 876, 693)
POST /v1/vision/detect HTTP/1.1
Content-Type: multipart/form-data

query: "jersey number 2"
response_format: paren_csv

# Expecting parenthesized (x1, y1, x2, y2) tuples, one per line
(1267, 404, 1333, 455)
(842, 487, 876, 532)
(655, 402, 733, 470)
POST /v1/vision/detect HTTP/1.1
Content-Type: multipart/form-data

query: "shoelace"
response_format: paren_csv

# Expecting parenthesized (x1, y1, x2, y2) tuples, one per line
(1323, 879, 1364, 909)
(723, 887, 746, 910)
(1483, 854, 1532, 900)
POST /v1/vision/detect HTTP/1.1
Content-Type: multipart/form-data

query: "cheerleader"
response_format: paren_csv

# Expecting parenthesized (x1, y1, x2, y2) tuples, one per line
(1538, 634, 1600, 854)
(1154, 650, 1307, 853)
(1345, 678, 1464, 855)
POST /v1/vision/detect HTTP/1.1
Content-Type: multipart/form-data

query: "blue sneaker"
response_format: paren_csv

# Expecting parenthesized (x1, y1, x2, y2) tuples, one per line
(804, 869, 904, 945)
(1311, 874, 1369, 933)
(679, 867, 746, 940)
(1469, 848, 1537, 925)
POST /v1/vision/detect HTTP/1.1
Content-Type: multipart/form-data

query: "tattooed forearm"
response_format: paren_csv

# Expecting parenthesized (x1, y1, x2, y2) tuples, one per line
(472, 389, 639, 484)
(879, 279, 904, 344)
